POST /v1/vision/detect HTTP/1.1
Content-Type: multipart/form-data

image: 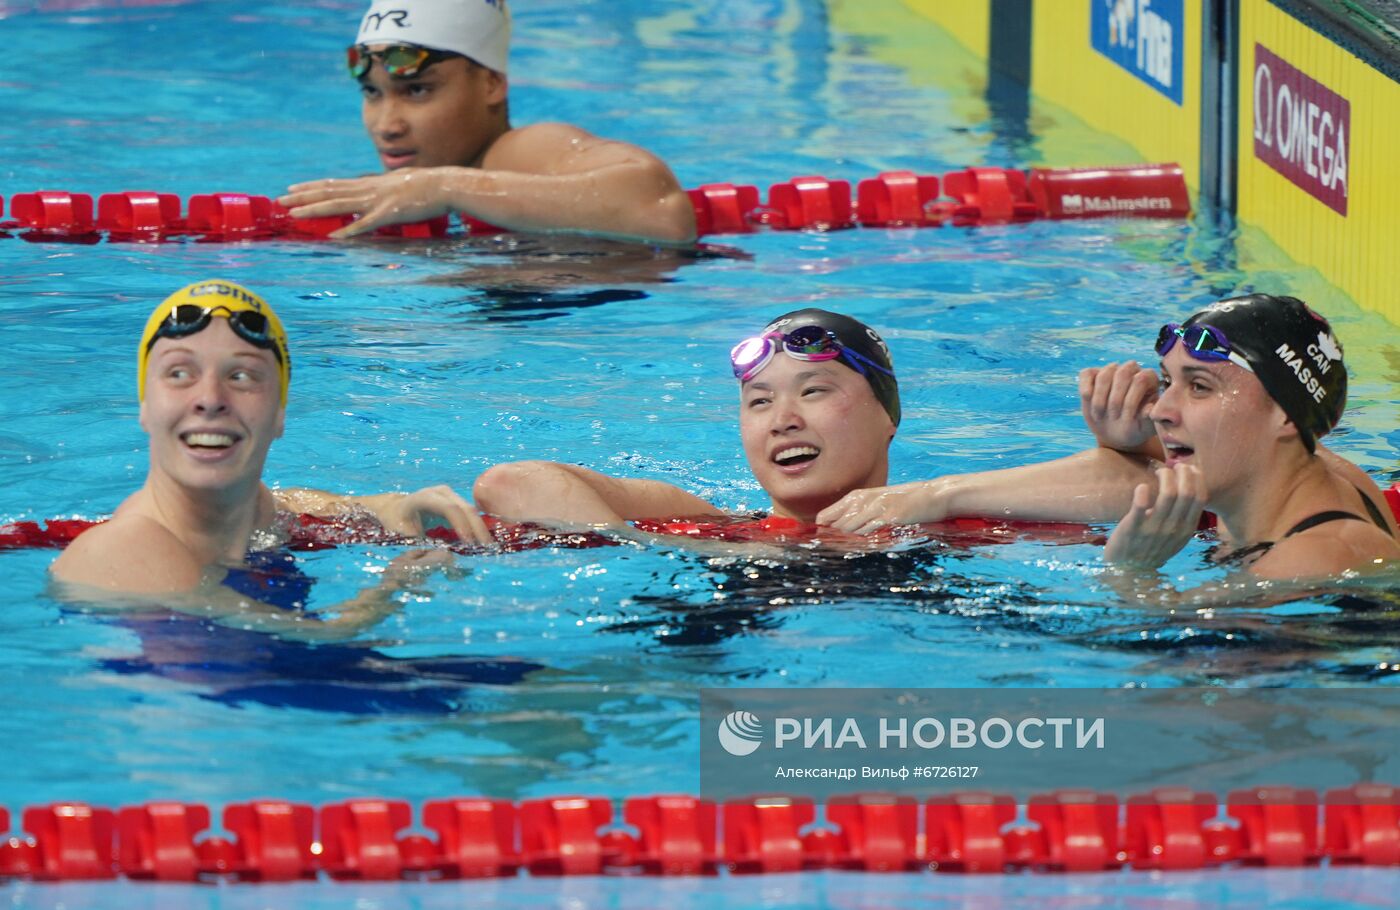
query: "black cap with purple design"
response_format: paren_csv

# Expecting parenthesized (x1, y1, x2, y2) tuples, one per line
(761, 308, 900, 426)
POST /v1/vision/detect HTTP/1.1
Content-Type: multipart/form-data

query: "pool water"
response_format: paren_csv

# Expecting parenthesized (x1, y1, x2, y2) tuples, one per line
(3, 0, 1400, 905)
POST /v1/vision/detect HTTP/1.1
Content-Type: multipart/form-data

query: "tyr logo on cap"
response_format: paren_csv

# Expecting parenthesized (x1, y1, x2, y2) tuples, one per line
(364, 9, 409, 30)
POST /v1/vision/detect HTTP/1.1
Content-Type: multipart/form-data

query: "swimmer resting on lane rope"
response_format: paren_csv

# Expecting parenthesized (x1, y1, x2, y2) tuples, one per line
(278, 0, 696, 245)
(473, 309, 923, 541)
(49, 279, 499, 642)
(817, 294, 1400, 581)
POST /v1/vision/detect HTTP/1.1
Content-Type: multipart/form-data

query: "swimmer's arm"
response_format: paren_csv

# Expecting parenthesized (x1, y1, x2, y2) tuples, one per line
(473, 461, 723, 528)
(51, 546, 452, 645)
(274, 485, 493, 546)
(817, 448, 1156, 533)
(281, 124, 696, 245)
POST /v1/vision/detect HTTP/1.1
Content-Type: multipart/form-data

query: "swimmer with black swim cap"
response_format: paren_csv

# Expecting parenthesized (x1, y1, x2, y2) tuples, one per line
(279, 0, 696, 244)
(51, 280, 497, 638)
(1099, 293, 1396, 575)
(472, 309, 902, 534)
(820, 293, 1398, 580)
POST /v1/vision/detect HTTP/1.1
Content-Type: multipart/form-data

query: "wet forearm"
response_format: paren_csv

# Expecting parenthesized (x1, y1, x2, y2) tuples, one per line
(939, 448, 1154, 522)
(438, 165, 696, 244)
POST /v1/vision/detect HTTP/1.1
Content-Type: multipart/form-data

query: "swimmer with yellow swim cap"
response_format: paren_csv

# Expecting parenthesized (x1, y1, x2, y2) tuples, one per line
(279, 0, 696, 244)
(52, 280, 495, 639)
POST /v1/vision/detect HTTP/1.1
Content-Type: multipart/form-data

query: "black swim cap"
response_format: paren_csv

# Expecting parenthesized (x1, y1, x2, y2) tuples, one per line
(1178, 294, 1346, 453)
(761, 308, 901, 426)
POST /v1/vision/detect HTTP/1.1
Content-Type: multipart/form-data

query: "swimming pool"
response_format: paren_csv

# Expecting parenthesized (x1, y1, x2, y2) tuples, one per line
(4, 0, 1400, 904)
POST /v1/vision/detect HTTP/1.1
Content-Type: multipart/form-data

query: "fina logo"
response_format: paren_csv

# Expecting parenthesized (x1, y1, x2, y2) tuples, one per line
(717, 711, 764, 756)
(1093, 0, 1183, 105)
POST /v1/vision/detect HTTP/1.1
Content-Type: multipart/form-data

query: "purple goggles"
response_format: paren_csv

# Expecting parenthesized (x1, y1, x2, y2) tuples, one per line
(730, 325, 894, 382)
(1156, 323, 1255, 374)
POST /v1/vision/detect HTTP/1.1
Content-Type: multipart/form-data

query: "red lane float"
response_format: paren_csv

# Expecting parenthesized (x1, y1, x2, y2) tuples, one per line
(0, 788, 1396, 880)
(1028, 163, 1192, 219)
(943, 167, 1042, 225)
(856, 171, 944, 227)
(687, 183, 761, 235)
(8, 191, 98, 239)
(0, 163, 1190, 241)
(761, 175, 854, 231)
(1326, 784, 1400, 866)
(98, 192, 184, 237)
(1123, 788, 1229, 870)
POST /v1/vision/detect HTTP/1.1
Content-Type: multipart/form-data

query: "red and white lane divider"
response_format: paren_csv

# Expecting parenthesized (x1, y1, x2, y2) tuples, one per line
(0, 163, 1189, 242)
(0, 785, 1397, 882)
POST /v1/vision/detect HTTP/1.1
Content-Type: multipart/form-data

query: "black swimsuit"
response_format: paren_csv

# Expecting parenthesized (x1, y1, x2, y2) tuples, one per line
(1218, 486, 1393, 566)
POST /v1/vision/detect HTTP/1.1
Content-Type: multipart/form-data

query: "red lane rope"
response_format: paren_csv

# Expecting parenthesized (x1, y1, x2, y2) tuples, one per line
(9, 480, 1397, 553)
(0, 163, 1190, 241)
(1, 787, 1396, 881)
(0, 512, 1100, 554)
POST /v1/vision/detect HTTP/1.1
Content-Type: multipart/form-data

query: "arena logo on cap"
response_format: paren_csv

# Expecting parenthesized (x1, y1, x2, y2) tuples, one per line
(1090, 0, 1184, 105)
(1252, 44, 1350, 216)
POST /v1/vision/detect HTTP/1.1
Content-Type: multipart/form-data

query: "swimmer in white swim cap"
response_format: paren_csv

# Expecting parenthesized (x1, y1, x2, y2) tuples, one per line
(280, 0, 696, 245)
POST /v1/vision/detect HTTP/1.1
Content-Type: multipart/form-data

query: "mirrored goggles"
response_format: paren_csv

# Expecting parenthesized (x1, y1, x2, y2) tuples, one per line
(1155, 323, 1254, 373)
(347, 43, 456, 79)
(148, 305, 281, 361)
(731, 325, 894, 382)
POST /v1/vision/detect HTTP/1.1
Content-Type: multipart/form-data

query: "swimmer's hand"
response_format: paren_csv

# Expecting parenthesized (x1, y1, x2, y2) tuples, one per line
(1080, 361, 1161, 456)
(280, 169, 454, 239)
(375, 485, 495, 547)
(381, 548, 458, 589)
(816, 481, 948, 534)
(1103, 464, 1205, 569)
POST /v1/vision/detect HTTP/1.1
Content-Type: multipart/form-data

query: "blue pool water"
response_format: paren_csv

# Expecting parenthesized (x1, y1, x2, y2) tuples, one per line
(3, 0, 1400, 906)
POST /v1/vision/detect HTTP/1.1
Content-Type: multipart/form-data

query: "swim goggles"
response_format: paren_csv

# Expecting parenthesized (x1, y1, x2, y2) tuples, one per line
(730, 326, 895, 382)
(347, 44, 458, 80)
(1155, 323, 1255, 373)
(147, 305, 283, 363)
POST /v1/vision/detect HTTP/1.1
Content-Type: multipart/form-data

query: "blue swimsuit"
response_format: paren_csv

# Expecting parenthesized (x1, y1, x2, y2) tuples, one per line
(94, 548, 541, 715)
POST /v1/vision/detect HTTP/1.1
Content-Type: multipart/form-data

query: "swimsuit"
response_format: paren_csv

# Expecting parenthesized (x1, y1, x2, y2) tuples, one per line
(1218, 486, 1393, 566)
(90, 547, 541, 715)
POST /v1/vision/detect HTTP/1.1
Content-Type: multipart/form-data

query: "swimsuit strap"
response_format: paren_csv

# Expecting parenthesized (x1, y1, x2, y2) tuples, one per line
(1351, 484, 1393, 535)
(1282, 509, 1370, 538)
(1218, 539, 1276, 566)
(1215, 487, 1391, 566)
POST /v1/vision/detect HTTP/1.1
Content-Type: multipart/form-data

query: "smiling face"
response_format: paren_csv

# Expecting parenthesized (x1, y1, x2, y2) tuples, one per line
(359, 53, 507, 170)
(1151, 344, 1293, 496)
(140, 319, 285, 496)
(739, 354, 896, 521)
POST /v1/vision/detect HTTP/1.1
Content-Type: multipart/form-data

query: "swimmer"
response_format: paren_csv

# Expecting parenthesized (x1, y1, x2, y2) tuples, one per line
(472, 309, 900, 532)
(278, 0, 697, 245)
(819, 294, 1400, 579)
(50, 279, 494, 638)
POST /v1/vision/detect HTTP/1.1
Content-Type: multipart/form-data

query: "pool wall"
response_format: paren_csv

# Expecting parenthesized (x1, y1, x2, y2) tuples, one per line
(846, 0, 1400, 325)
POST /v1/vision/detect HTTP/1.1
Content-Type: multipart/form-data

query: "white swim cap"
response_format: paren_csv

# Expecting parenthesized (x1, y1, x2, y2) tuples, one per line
(355, 0, 510, 74)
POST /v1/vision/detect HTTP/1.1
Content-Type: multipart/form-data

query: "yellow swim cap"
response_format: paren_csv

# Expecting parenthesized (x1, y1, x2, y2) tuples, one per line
(137, 280, 292, 405)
